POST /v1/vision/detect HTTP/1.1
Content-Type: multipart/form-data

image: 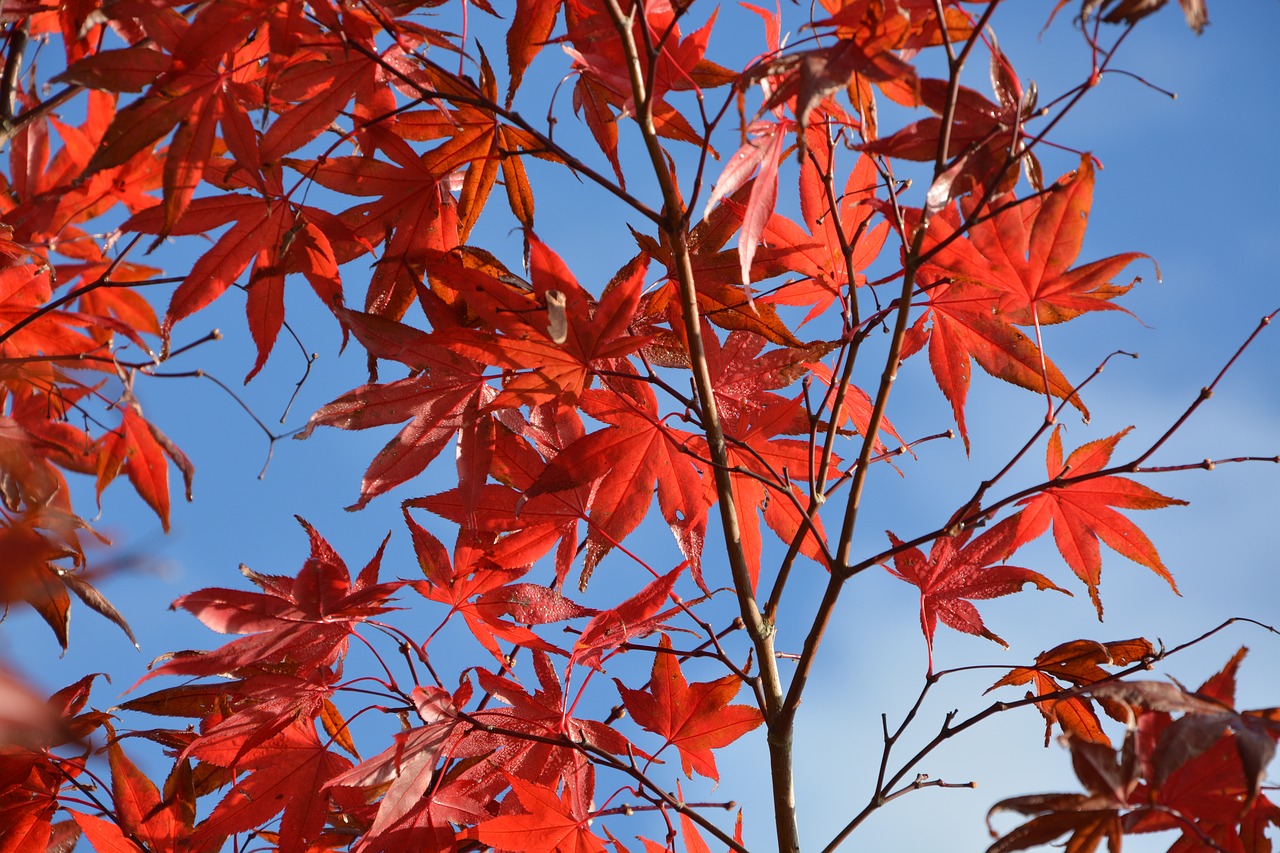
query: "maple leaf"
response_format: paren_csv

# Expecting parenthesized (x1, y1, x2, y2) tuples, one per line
(987, 637, 1155, 746)
(522, 377, 714, 588)
(992, 651, 1279, 853)
(95, 397, 194, 534)
(433, 237, 650, 407)
(688, 329, 840, 588)
(3, 92, 163, 249)
(747, 0, 920, 136)
(475, 583, 599, 625)
(189, 720, 354, 853)
(572, 566, 684, 671)
(885, 518, 1068, 671)
(463, 772, 607, 853)
(0, 761, 67, 853)
(394, 53, 550, 242)
(325, 684, 470, 840)
(632, 187, 813, 347)
(561, 0, 729, 172)
(861, 63, 1040, 198)
(1013, 426, 1187, 617)
(70, 729, 202, 852)
(1076, 0, 1209, 34)
(141, 517, 402, 683)
(405, 505, 586, 664)
(410, 402, 599, 589)
(615, 635, 763, 781)
(58, 2, 271, 235)
(763, 137, 888, 326)
(508, 0, 564, 102)
(0, 673, 113, 852)
(124, 185, 344, 378)
(985, 737, 1135, 853)
(297, 308, 493, 511)
(0, 500, 141, 651)
(285, 124, 459, 322)
(702, 118, 791, 289)
(466, 651, 638, 817)
(921, 156, 1146, 327)
(900, 271, 1088, 451)
(0, 251, 101, 362)
(258, 38, 392, 165)
(716, 394, 834, 590)
(1090, 649, 1280, 817)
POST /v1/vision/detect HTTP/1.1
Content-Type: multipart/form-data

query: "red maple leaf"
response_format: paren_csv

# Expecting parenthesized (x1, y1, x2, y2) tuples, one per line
(465, 651, 637, 816)
(1012, 426, 1187, 617)
(69, 731, 200, 852)
(1097, 649, 1280, 830)
(95, 399, 194, 534)
(297, 307, 493, 510)
(885, 518, 1068, 671)
(124, 181, 344, 378)
(141, 517, 402, 683)
(563, 0, 731, 179)
(57, 2, 271, 235)
(900, 270, 1088, 452)
(920, 155, 1145, 327)
(985, 737, 1135, 853)
(404, 509, 572, 663)
(410, 402, 597, 589)
(507, 0, 563, 101)
(0, 250, 100, 361)
(615, 635, 763, 781)
(572, 566, 684, 671)
(0, 673, 113, 852)
(285, 124, 459, 322)
(325, 684, 471, 840)
(522, 375, 714, 588)
(994, 652, 1280, 853)
(860, 50, 1038, 198)
(763, 137, 889, 326)
(462, 772, 607, 853)
(749, 0, 921, 137)
(258, 37, 393, 165)
(3, 91, 162, 249)
(393, 55, 547, 241)
(696, 329, 840, 589)
(189, 720, 354, 853)
(434, 237, 649, 407)
(631, 189, 813, 347)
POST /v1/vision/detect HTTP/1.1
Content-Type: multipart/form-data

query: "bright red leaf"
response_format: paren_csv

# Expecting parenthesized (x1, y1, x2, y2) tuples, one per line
(615, 635, 763, 781)
(886, 518, 1068, 670)
(1013, 426, 1187, 617)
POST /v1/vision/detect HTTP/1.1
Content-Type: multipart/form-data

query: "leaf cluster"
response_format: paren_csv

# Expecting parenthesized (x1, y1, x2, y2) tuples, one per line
(2, 0, 1275, 852)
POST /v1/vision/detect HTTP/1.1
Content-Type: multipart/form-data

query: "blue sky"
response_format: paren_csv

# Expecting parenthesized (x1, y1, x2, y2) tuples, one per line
(3, 2, 1277, 851)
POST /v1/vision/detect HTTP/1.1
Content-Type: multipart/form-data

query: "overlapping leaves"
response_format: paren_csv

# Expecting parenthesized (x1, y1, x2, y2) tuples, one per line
(0, 1, 1257, 852)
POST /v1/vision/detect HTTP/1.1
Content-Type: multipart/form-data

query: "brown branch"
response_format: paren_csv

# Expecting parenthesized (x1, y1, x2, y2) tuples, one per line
(595, 1, 795, 848)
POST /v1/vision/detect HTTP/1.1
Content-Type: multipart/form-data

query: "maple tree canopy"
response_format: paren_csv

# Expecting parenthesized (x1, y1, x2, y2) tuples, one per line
(0, 0, 1275, 852)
